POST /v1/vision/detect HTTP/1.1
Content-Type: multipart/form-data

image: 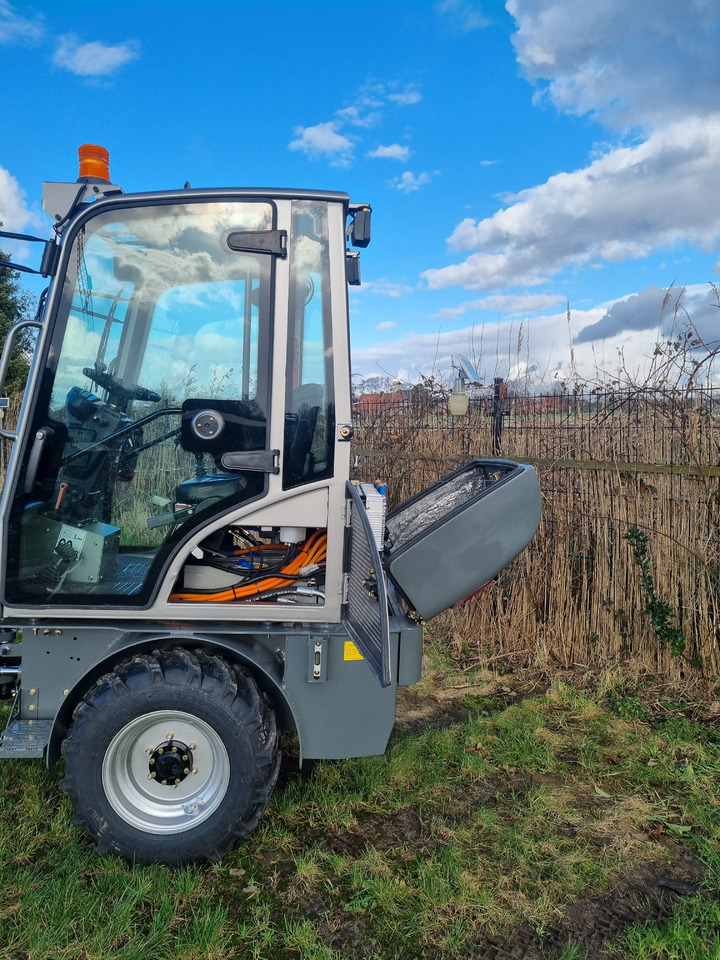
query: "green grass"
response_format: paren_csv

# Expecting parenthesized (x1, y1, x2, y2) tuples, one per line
(617, 888, 720, 959)
(0, 666, 719, 959)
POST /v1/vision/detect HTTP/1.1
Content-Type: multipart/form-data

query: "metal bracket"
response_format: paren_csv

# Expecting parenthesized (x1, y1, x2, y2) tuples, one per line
(41, 180, 124, 228)
(0, 230, 58, 277)
(307, 637, 327, 682)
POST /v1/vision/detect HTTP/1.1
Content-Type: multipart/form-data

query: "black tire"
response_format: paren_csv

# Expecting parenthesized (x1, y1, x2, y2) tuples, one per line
(61, 648, 279, 865)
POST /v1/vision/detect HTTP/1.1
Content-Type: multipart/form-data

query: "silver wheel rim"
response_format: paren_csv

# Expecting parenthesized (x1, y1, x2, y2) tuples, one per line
(102, 710, 230, 834)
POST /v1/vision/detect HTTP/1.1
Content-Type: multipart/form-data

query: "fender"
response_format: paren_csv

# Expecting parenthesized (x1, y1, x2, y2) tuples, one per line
(47, 627, 300, 766)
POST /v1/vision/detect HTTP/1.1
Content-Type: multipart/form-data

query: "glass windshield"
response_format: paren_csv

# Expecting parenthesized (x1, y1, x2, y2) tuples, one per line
(7, 200, 274, 607)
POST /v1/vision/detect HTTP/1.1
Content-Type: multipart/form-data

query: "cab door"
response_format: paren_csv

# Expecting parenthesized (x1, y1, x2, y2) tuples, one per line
(3, 198, 281, 609)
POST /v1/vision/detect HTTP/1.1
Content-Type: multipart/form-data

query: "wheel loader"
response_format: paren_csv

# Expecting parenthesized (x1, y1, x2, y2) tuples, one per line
(0, 145, 541, 864)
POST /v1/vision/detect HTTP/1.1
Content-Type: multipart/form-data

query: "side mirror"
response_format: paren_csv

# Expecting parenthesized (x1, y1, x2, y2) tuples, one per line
(346, 253, 361, 286)
(349, 205, 371, 248)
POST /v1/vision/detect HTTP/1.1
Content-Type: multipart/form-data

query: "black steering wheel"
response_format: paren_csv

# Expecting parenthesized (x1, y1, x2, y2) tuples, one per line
(83, 366, 161, 405)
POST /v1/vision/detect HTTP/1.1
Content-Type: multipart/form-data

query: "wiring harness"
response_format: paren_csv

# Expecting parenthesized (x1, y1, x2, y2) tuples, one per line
(171, 529, 327, 603)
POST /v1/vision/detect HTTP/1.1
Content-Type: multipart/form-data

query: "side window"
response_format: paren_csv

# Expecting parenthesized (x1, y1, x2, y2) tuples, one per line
(283, 202, 334, 488)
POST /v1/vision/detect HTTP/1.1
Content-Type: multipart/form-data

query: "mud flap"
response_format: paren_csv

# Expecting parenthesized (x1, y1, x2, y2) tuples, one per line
(342, 482, 391, 687)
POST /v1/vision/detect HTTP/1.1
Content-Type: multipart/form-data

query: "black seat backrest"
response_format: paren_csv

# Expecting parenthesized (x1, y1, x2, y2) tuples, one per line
(284, 383, 323, 484)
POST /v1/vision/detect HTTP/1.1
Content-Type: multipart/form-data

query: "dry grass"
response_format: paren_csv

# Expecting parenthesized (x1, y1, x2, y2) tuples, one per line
(353, 389, 720, 694)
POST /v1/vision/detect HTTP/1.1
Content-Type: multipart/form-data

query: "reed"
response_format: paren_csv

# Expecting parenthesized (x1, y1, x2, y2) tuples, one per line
(2, 384, 719, 693)
(352, 387, 720, 692)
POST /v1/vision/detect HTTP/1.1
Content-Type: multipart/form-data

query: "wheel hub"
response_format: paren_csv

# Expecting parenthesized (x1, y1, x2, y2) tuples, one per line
(148, 738, 194, 787)
(102, 708, 231, 835)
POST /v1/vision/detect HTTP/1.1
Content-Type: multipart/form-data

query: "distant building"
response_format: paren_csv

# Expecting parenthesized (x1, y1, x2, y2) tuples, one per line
(353, 391, 411, 413)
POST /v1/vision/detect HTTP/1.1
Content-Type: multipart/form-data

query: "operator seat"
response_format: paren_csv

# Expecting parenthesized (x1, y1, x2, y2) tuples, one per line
(284, 383, 323, 484)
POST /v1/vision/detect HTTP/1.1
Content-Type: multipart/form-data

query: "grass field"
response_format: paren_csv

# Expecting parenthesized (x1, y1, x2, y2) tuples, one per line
(1, 386, 720, 957)
(1, 632, 718, 960)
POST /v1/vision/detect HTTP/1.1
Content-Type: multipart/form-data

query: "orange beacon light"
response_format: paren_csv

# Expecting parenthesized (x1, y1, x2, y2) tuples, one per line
(77, 144, 110, 183)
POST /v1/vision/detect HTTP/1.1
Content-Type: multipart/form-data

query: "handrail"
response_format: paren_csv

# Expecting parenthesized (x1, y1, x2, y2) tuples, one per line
(0, 319, 43, 441)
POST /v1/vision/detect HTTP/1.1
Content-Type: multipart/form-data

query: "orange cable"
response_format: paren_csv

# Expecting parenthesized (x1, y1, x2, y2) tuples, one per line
(171, 531, 327, 602)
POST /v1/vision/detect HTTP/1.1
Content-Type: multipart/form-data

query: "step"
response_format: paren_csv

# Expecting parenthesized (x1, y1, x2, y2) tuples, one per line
(0, 718, 52, 758)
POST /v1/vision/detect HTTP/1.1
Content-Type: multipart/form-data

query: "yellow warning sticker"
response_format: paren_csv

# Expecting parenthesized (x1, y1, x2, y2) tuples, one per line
(344, 641, 364, 661)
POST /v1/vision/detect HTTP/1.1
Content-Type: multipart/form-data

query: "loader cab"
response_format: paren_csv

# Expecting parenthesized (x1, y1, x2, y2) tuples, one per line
(2, 188, 357, 617)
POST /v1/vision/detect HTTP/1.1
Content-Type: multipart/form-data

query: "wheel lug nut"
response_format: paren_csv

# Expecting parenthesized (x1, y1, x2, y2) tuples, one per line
(189, 742, 197, 750)
(157, 748, 164, 754)
(148, 772, 156, 780)
(182, 755, 188, 762)
(175, 778, 181, 785)
(183, 768, 190, 775)
(166, 732, 174, 740)
(146, 747, 153, 756)
(191, 766, 199, 775)
(161, 780, 167, 786)
(171, 746, 178, 753)
(149, 759, 155, 765)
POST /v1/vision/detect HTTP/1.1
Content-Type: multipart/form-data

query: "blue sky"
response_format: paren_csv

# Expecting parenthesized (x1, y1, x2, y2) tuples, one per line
(2, 0, 719, 389)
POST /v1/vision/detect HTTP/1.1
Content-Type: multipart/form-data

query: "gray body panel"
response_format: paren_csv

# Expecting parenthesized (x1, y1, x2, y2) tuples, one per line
(385, 460, 541, 620)
(0, 612, 422, 762)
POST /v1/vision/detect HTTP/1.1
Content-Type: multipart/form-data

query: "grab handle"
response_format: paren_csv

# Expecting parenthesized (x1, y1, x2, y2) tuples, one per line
(0, 319, 42, 441)
(24, 426, 55, 494)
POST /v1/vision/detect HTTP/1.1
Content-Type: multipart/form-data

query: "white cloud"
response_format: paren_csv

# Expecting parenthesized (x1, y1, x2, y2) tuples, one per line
(353, 278, 414, 298)
(387, 87, 422, 105)
(375, 321, 398, 330)
(336, 104, 382, 129)
(288, 122, 356, 165)
(391, 171, 433, 193)
(352, 283, 720, 386)
(437, 292, 566, 318)
(352, 325, 484, 380)
(0, 165, 32, 231)
(54, 34, 139, 76)
(336, 83, 419, 127)
(290, 83, 421, 165)
(507, 0, 720, 129)
(349, 301, 635, 384)
(0, 164, 46, 264)
(0, 0, 42, 44)
(423, 0, 720, 312)
(368, 143, 411, 161)
(359, 1, 720, 387)
(423, 115, 720, 290)
(436, 0, 490, 32)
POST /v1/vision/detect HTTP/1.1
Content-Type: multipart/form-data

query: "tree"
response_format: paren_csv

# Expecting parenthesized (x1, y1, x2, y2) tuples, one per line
(0, 247, 36, 398)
